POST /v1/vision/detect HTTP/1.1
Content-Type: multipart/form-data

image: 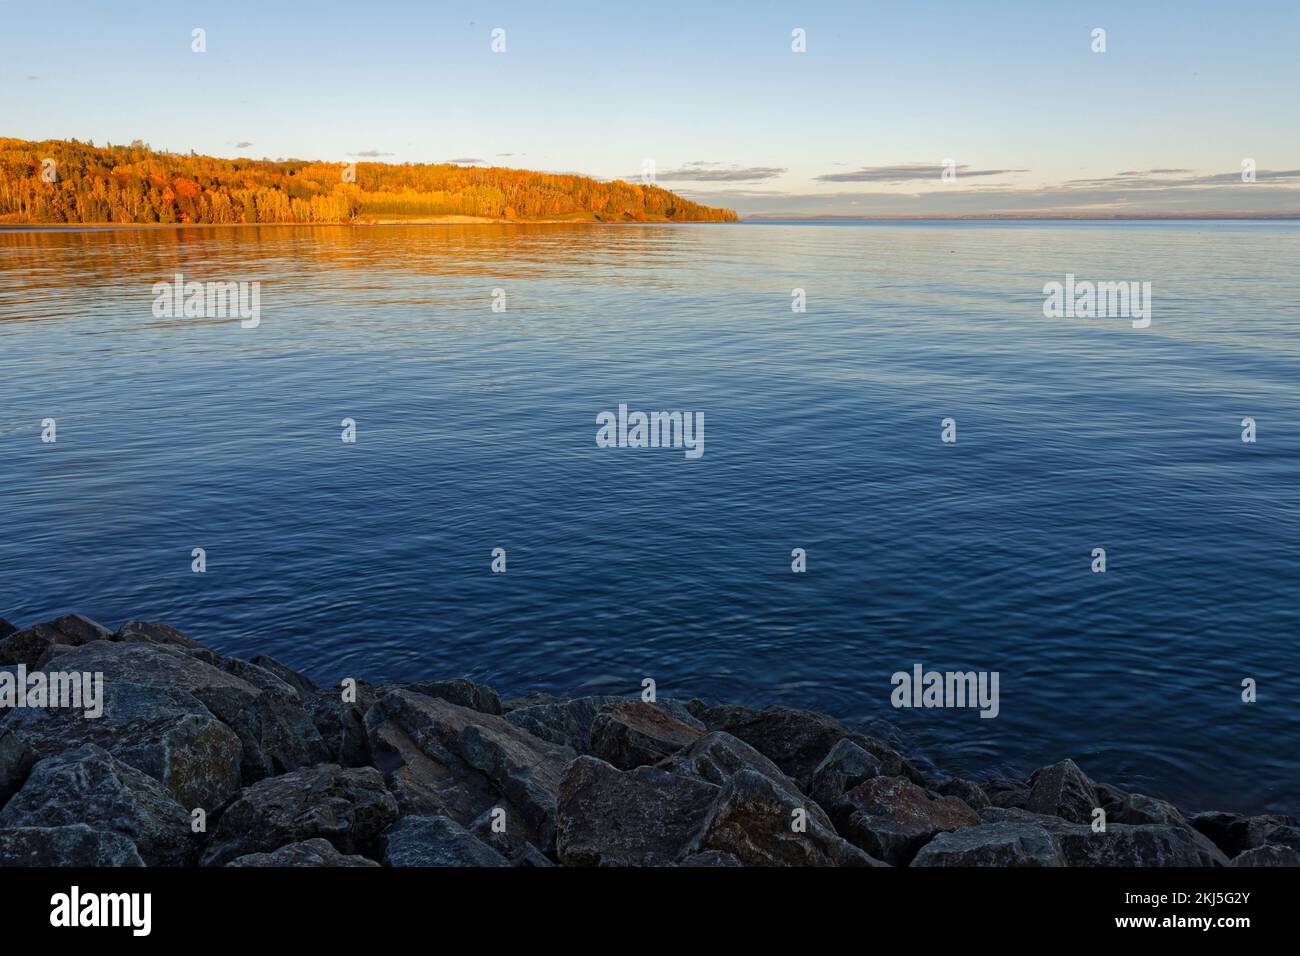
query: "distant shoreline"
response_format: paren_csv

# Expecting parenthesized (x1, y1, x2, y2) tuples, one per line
(743, 213, 1300, 222)
(0, 218, 731, 230)
(4, 214, 1299, 231)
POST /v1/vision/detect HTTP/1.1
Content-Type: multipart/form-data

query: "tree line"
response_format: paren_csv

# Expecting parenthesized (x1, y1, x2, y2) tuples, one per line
(0, 138, 738, 224)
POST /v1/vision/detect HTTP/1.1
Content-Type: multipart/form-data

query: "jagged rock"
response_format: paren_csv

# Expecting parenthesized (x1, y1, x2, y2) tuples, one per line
(402, 679, 503, 716)
(366, 716, 497, 822)
(693, 767, 883, 867)
(249, 655, 317, 695)
(912, 822, 1065, 867)
(697, 704, 923, 789)
(1189, 811, 1300, 857)
(197, 683, 330, 781)
(200, 764, 399, 866)
(381, 814, 510, 867)
(680, 850, 745, 867)
(370, 688, 573, 849)
(227, 838, 379, 867)
(1047, 822, 1228, 867)
(1093, 781, 1129, 813)
(501, 692, 560, 713)
(470, 803, 541, 860)
(0, 729, 35, 805)
(591, 701, 704, 769)
(659, 731, 789, 788)
(221, 657, 302, 696)
(0, 619, 16, 639)
(113, 620, 204, 651)
(556, 755, 719, 866)
(504, 694, 699, 753)
(33, 640, 327, 786)
(983, 777, 1031, 809)
(0, 613, 112, 667)
(933, 777, 991, 810)
(0, 824, 145, 866)
(810, 739, 882, 808)
(1025, 759, 1098, 824)
(306, 690, 371, 766)
(835, 775, 979, 866)
(1229, 845, 1300, 866)
(658, 731, 830, 827)
(0, 744, 194, 865)
(1112, 793, 1188, 828)
(979, 806, 1065, 825)
(3, 679, 243, 809)
(976, 807, 1229, 866)
(683, 698, 710, 721)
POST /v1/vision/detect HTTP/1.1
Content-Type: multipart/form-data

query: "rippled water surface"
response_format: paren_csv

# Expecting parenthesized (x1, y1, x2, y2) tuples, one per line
(2, 221, 1297, 812)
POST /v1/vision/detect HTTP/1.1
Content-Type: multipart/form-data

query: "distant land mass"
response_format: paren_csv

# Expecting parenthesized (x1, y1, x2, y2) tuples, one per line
(743, 211, 1300, 221)
(0, 137, 737, 225)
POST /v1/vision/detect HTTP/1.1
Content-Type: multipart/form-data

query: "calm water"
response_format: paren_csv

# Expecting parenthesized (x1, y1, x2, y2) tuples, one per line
(2, 221, 1298, 813)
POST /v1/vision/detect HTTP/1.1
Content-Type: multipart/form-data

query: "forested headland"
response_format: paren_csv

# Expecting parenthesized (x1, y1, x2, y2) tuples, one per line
(0, 138, 738, 225)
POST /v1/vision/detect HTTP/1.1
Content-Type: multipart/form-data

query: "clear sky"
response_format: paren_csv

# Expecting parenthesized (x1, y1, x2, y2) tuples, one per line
(3, 0, 1298, 216)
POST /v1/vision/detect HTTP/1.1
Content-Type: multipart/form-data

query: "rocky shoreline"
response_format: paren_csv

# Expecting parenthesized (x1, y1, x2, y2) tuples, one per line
(0, 613, 1295, 867)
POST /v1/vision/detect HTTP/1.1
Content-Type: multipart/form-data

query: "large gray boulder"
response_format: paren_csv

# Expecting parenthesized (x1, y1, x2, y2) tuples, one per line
(400, 679, 503, 716)
(1190, 811, 1300, 857)
(24, 640, 328, 788)
(911, 822, 1064, 867)
(660, 731, 832, 829)
(248, 655, 318, 696)
(306, 689, 371, 766)
(590, 700, 704, 769)
(695, 704, 923, 789)
(2, 677, 243, 809)
(0, 824, 145, 866)
(113, 620, 205, 651)
(1025, 759, 1099, 824)
(369, 688, 574, 849)
(556, 755, 719, 866)
(504, 694, 699, 754)
(227, 838, 379, 867)
(367, 715, 498, 823)
(810, 739, 883, 809)
(0, 744, 195, 865)
(0, 613, 112, 667)
(932, 777, 991, 810)
(200, 764, 399, 866)
(0, 729, 35, 806)
(1046, 821, 1229, 867)
(834, 775, 979, 866)
(982, 777, 1031, 809)
(1229, 845, 1300, 867)
(381, 815, 510, 867)
(691, 767, 884, 867)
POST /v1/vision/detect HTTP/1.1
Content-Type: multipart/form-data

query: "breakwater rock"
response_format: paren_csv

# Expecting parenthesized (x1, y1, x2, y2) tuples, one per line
(1, 613, 1295, 867)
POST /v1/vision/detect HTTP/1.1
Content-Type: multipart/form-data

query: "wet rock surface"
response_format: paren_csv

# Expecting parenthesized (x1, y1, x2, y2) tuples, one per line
(0, 612, 1289, 868)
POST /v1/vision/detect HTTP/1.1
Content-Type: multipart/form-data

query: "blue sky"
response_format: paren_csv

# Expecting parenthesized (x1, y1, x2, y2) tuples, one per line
(3, 0, 1298, 216)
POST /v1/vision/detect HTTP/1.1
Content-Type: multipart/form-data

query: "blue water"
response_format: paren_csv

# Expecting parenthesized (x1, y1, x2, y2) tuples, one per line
(2, 221, 1297, 813)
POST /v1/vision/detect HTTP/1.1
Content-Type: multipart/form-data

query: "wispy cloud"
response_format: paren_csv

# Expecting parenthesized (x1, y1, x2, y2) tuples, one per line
(233, 141, 253, 149)
(815, 163, 1027, 183)
(653, 162, 786, 183)
(1064, 168, 1300, 189)
(448, 157, 483, 164)
(348, 150, 393, 158)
